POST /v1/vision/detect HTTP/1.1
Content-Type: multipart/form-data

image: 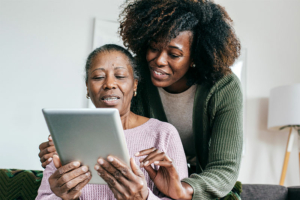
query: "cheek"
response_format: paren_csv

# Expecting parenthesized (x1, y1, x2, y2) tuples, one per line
(119, 83, 134, 100)
(170, 61, 190, 77)
(146, 50, 155, 62)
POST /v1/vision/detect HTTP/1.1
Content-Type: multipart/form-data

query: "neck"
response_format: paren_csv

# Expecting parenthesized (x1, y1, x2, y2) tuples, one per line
(120, 111, 137, 130)
(164, 75, 191, 94)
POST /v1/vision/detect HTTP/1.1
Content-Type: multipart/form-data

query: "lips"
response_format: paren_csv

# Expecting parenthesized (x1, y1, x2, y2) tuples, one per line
(150, 67, 169, 80)
(150, 67, 169, 75)
(100, 94, 121, 106)
(101, 95, 121, 100)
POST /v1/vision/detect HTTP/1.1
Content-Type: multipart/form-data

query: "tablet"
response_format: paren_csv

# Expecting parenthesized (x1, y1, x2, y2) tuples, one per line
(42, 108, 130, 184)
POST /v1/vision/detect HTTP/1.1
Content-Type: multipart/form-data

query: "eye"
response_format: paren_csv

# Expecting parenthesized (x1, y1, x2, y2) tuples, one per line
(169, 54, 180, 58)
(92, 76, 104, 80)
(149, 46, 158, 52)
(116, 76, 126, 79)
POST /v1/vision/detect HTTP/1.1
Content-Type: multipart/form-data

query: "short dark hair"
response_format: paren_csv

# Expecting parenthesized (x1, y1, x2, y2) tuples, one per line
(119, 0, 240, 85)
(85, 44, 140, 83)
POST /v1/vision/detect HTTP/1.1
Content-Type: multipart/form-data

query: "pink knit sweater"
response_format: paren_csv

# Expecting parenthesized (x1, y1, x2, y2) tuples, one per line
(36, 118, 188, 200)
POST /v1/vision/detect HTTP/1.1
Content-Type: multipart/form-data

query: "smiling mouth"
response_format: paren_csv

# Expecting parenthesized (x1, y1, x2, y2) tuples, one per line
(102, 97, 119, 101)
(101, 95, 121, 102)
(151, 67, 169, 74)
(150, 67, 169, 80)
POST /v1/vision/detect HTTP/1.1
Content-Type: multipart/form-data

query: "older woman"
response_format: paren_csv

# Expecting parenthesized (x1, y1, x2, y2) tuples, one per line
(36, 44, 188, 200)
(39, 0, 243, 199)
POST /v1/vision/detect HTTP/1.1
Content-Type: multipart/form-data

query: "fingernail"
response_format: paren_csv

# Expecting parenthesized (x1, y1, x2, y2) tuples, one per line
(49, 135, 52, 140)
(139, 158, 143, 162)
(98, 172, 101, 176)
(144, 161, 149, 166)
(98, 159, 104, 165)
(135, 152, 140, 156)
(154, 161, 159, 165)
(82, 166, 88, 172)
(94, 165, 100, 170)
(48, 157, 52, 162)
(140, 162, 144, 167)
(73, 161, 80, 167)
(86, 172, 90, 176)
(107, 156, 114, 162)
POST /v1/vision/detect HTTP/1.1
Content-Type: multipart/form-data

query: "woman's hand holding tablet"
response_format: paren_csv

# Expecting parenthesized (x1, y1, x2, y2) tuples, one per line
(48, 155, 91, 200)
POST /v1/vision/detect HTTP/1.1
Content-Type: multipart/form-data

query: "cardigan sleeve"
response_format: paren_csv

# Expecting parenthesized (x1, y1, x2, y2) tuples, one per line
(182, 74, 243, 199)
(35, 161, 62, 200)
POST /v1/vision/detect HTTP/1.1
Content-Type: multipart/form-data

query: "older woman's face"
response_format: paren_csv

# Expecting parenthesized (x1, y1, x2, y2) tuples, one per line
(146, 31, 193, 93)
(86, 51, 137, 116)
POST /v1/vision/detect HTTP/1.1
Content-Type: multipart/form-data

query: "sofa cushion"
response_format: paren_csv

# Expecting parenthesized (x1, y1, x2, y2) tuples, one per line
(0, 169, 43, 200)
(241, 184, 288, 200)
(288, 186, 300, 200)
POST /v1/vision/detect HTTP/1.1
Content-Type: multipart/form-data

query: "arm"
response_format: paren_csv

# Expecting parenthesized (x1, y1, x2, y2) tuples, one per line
(137, 124, 190, 199)
(36, 161, 62, 200)
(36, 156, 91, 200)
(182, 75, 243, 199)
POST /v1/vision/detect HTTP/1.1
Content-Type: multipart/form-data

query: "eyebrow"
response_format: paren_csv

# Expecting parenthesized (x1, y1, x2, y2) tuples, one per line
(168, 45, 183, 52)
(91, 67, 128, 73)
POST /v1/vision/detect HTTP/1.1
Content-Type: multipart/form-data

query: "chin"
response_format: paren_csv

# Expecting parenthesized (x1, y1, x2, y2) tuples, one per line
(151, 77, 170, 88)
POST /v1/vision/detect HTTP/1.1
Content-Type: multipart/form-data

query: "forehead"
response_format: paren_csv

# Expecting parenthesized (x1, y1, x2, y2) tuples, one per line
(91, 51, 132, 70)
(153, 31, 193, 50)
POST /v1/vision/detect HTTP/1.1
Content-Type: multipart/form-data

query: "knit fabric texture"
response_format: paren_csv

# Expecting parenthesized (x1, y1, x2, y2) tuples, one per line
(0, 169, 43, 200)
(35, 118, 188, 200)
(131, 66, 243, 200)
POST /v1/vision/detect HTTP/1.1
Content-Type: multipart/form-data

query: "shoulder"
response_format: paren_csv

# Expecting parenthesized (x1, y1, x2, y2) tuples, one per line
(146, 118, 179, 135)
(202, 73, 243, 105)
(211, 73, 242, 96)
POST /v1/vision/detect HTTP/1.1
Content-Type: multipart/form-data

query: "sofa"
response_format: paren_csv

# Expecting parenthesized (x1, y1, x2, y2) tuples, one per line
(0, 169, 299, 200)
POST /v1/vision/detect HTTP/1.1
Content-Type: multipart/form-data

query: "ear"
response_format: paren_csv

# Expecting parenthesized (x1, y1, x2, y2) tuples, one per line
(133, 79, 138, 92)
(86, 81, 89, 94)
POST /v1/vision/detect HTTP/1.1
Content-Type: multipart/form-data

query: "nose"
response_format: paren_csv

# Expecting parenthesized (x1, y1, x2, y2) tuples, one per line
(103, 74, 117, 90)
(155, 51, 168, 67)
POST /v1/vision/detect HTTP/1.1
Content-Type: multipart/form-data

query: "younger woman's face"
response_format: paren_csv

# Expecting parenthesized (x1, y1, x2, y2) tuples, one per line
(146, 31, 193, 93)
(86, 51, 137, 116)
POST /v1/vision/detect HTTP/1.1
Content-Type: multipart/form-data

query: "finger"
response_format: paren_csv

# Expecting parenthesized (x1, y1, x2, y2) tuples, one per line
(135, 147, 157, 157)
(68, 174, 92, 199)
(53, 155, 62, 169)
(40, 151, 56, 163)
(142, 151, 166, 167)
(52, 160, 81, 178)
(105, 156, 136, 180)
(130, 158, 145, 178)
(143, 165, 157, 181)
(38, 141, 49, 152)
(153, 160, 174, 168)
(39, 145, 56, 158)
(57, 166, 89, 186)
(97, 165, 126, 194)
(96, 158, 129, 184)
(153, 160, 179, 177)
(41, 157, 53, 168)
(108, 184, 123, 200)
(48, 135, 53, 141)
(61, 171, 91, 192)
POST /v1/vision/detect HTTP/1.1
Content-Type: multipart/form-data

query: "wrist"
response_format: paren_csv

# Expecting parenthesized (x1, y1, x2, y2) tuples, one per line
(180, 182, 193, 200)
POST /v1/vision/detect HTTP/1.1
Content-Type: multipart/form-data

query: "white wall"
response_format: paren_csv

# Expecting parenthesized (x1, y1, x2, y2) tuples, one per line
(1, 0, 299, 187)
(214, 0, 300, 186)
(0, 0, 122, 170)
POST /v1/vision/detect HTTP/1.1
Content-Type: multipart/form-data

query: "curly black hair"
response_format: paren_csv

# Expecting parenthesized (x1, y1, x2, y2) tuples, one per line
(119, 0, 240, 85)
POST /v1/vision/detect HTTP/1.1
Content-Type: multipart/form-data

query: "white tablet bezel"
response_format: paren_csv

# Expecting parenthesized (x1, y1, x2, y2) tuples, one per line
(42, 108, 130, 184)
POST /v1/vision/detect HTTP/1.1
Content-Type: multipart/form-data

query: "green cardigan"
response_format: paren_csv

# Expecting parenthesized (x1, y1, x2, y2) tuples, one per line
(131, 67, 243, 200)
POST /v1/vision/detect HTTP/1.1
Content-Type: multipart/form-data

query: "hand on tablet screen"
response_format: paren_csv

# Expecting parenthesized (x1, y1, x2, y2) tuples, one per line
(49, 155, 92, 200)
(38, 135, 57, 168)
(135, 148, 192, 199)
(94, 156, 149, 200)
